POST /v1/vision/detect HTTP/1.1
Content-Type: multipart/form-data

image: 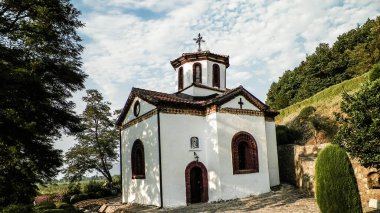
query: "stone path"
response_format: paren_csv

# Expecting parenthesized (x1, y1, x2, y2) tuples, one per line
(110, 184, 320, 213)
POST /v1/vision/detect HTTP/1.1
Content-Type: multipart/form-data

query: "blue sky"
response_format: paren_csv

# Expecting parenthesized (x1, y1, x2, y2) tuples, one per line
(55, 0, 380, 177)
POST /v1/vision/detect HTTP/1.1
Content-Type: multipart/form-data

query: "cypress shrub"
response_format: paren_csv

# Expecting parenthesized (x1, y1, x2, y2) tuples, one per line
(315, 145, 362, 213)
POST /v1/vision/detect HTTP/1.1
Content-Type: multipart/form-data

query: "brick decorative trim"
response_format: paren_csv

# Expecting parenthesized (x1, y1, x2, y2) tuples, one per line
(160, 106, 264, 117)
(231, 131, 259, 174)
(219, 108, 264, 116)
(185, 161, 209, 204)
(121, 109, 157, 130)
(121, 107, 269, 130)
(121, 107, 266, 130)
(160, 108, 206, 116)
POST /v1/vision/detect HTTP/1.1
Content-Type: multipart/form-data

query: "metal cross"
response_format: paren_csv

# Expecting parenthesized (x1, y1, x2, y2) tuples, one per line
(193, 33, 205, 52)
(238, 98, 244, 109)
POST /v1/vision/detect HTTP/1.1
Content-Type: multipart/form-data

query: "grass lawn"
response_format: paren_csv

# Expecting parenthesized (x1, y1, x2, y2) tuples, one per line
(276, 72, 369, 125)
(38, 179, 106, 195)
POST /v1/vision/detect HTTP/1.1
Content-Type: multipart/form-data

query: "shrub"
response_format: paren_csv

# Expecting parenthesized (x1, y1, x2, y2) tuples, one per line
(369, 63, 380, 82)
(42, 209, 65, 213)
(298, 106, 316, 119)
(287, 106, 337, 144)
(55, 202, 75, 211)
(83, 181, 103, 194)
(67, 183, 81, 196)
(315, 145, 362, 213)
(275, 125, 302, 145)
(69, 194, 88, 204)
(33, 201, 56, 213)
(112, 175, 122, 193)
(1, 204, 32, 213)
(334, 79, 380, 169)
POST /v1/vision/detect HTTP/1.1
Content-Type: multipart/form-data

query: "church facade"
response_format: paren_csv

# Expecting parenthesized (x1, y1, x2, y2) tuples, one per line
(116, 50, 280, 207)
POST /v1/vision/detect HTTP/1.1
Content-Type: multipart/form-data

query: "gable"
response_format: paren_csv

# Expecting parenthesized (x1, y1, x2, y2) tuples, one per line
(220, 95, 259, 110)
(122, 97, 156, 125)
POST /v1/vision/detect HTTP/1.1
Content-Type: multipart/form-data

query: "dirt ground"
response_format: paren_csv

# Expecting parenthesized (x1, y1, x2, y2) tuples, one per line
(110, 184, 320, 213)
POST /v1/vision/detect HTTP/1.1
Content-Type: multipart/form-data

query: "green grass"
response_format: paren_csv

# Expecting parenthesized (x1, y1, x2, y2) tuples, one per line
(276, 73, 369, 124)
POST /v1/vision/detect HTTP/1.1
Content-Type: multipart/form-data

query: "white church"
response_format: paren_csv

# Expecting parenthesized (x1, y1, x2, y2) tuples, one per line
(116, 35, 280, 207)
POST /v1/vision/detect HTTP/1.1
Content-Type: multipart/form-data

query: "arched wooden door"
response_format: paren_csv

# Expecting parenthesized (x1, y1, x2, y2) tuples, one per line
(185, 161, 208, 204)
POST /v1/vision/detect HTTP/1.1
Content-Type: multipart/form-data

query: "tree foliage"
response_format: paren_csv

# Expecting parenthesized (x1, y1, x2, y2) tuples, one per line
(267, 17, 380, 109)
(333, 77, 380, 169)
(0, 0, 85, 206)
(65, 90, 119, 183)
(275, 125, 301, 145)
(368, 63, 380, 82)
(315, 145, 362, 213)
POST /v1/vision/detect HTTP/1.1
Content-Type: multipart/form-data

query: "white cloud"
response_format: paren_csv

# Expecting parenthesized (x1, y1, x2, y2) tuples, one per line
(76, 0, 380, 108)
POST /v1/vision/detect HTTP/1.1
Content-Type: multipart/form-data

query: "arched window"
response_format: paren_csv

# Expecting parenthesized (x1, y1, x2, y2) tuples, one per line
(178, 67, 184, 90)
(231, 131, 258, 174)
(212, 64, 220, 88)
(193, 63, 202, 83)
(131, 139, 145, 179)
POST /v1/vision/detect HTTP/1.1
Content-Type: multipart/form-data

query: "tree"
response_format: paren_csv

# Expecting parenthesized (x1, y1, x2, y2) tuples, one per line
(0, 0, 85, 206)
(334, 78, 380, 169)
(315, 145, 362, 213)
(266, 16, 380, 110)
(65, 90, 119, 183)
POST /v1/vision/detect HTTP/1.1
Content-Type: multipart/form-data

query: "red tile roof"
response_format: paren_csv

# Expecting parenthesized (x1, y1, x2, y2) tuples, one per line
(116, 85, 278, 125)
(170, 51, 230, 69)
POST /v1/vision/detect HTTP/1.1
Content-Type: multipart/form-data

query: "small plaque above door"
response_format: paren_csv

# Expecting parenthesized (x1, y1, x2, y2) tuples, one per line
(190, 137, 199, 149)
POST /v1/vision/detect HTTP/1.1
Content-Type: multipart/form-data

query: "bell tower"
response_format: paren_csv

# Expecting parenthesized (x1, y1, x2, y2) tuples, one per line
(170, 34, 229, 93)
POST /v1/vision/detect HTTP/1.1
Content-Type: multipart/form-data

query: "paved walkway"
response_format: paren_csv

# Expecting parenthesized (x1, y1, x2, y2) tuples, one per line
(110, 184, 320, 213)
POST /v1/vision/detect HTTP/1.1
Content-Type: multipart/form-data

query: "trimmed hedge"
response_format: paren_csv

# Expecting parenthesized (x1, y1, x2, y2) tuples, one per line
(315, 145, 362, 213)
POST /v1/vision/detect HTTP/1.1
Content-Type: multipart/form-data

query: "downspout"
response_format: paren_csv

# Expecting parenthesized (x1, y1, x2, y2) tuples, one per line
(119, 128, 122, 190)
(157, 109, 164, 208)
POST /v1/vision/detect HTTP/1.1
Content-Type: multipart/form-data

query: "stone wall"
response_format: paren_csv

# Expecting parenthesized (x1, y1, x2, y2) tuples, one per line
(278, 144, 380, 210)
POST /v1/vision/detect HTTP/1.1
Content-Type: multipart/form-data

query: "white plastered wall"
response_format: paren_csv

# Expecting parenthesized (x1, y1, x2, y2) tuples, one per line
(265, 120, 280, 186)
(175, 60, 226, 91)
(221, 96, 259, 110)
(159, 111, 272, 207)
(159, 113, 211, 207)
(216, 113, 271, 200)
(121, 114, 161, 206)
(206, 61, 226, 90)
(176, 61, 208, 89)
(123, 98, 155, 125)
